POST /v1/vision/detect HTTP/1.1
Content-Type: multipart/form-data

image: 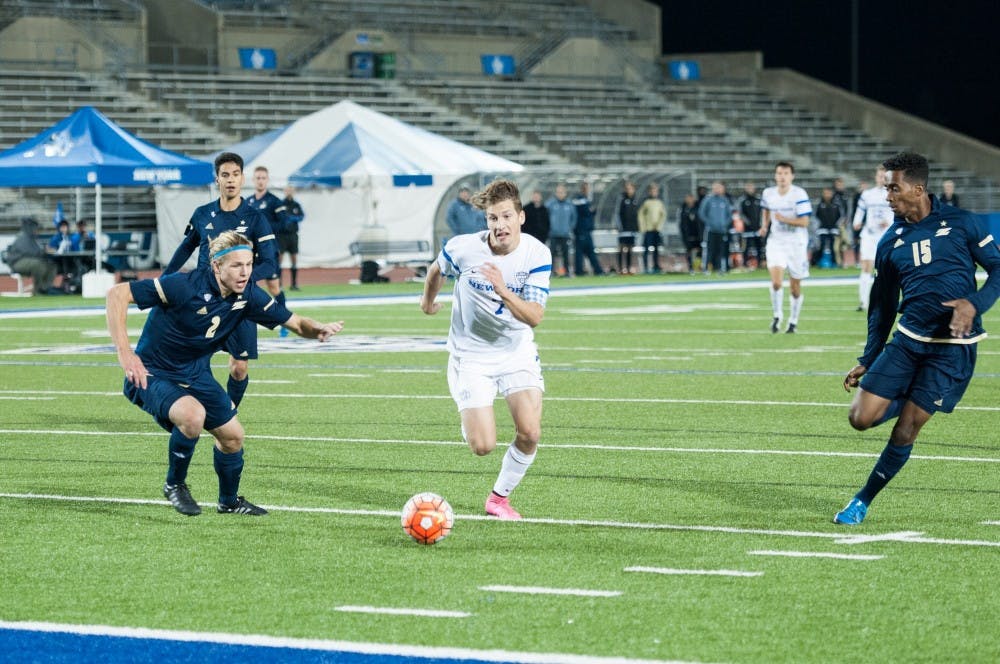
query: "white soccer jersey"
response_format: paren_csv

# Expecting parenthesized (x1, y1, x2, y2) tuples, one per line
(853, 186, 894, 239)
(437, 231, 552, 362)
(762, 185, 812, 242)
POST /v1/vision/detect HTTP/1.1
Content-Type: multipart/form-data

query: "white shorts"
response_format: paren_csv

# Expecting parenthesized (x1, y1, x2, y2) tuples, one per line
(766, 236, 810, 280)
(447, 354, 544, 411)
(859, 233, 881, 261)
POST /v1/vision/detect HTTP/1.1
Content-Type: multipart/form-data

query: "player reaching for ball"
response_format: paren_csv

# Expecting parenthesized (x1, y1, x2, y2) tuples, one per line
(420, 179, 552, 520)
(108, 230, 344, 517)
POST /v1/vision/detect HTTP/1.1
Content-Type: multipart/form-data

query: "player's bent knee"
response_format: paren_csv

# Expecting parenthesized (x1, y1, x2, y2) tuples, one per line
(229, 359, 248, 381)
(467, 435, 496, 456)
(171, 398, 206, 435)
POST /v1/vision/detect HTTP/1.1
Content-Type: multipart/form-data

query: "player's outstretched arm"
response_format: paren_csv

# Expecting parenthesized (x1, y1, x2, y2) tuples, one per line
(106, 282, 148, 388)
(283, 314, 344, 341)
(420, 261, 444, 315)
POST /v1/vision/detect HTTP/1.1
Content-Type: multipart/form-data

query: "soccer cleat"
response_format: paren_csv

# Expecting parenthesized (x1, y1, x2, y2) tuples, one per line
(163, 483, 201, 516)
(279, 326, 289, 338)
(217, 496, 268, 515)
(771, 317, 780, 333)
(856, 305, 864, 312)
(485, 493, 522, 520)
(833, 497, 868, 525)
(786, 323, 797, 334)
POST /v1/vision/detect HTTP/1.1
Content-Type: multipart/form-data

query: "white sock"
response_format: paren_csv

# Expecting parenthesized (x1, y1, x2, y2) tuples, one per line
(770, 286, 784, 319)
(492, 444, 536, 497)
(859, 272, 872, 309)
(789, 293, 803, 324)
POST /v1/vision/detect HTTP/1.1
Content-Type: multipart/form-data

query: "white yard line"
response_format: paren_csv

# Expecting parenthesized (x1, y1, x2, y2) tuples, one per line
(478, 586, 622, 597)
(624, 566, 762, 577)
(747, 550, 884, 561)
(333, 606, 472, 618)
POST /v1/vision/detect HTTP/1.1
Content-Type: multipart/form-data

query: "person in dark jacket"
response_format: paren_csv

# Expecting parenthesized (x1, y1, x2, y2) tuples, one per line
(521, 190, 550, 244)
(738, 182, 764, 268)
(2, 217, 58, 295)
(572, 181, 604, 276)
(813, 187, 842, 267)
(616, 181, 640, 274)
(679, 194, 702, 274)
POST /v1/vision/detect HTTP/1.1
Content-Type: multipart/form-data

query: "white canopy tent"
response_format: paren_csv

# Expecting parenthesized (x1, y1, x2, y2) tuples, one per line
(155, 101, 522, 268)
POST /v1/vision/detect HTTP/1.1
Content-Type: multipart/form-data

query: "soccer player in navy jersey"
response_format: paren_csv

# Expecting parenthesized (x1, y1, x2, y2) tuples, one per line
(249, 165, 292, 336)
(165, 152, 278, 410)
(109, 231, 344, 516)
(835, 152, 1000, 525)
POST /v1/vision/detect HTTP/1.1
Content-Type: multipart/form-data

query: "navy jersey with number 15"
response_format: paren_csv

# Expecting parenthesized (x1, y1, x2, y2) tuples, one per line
(861, 195, 1000, 367)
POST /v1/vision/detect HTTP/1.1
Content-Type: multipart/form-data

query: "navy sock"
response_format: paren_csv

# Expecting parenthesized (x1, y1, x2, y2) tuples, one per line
(872, 398, 905, 427)
(166, 428, 199, 485)
(291, 267, 298, 287)
(227, 375, 249, 408)
(856, 442, 913, 505)
(214, 447, 244, 507)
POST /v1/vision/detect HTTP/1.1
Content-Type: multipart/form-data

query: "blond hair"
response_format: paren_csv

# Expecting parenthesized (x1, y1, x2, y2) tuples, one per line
(209, 231, 253, 262)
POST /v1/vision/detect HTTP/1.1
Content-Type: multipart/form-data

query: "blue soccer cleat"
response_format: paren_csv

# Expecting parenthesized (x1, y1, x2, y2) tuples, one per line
(833, 497, 868, 525)
(279, 326, 289, 338)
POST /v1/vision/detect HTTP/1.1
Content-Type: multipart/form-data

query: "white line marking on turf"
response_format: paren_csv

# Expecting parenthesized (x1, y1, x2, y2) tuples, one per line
(2, 492, 999, 549)
(248, 379, 296, 384)
(983, 521, 1000, 526)
(0, 396, 55, 400)
(5, 428, 1000, 465)
(0, 620, 695, 664)
(834, 531, 927, 545)
(307, 373, 369, 378)
(479, 585, 622, 597)
(625, 566, 762, 577)
(747, 550, 884, 561)
(334, 606, 472, 618)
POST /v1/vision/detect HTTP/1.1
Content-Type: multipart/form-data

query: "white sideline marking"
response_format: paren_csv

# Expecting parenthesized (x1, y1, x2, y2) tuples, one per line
(479, 585, 622, 597)
(249, 379, 296, 384)
(747, 550, 884, 561)
(834, 531, 927, 545)
(625, 566, 762, 578)
(306, 373, 369, 378)
(0, 620, 693, 664)
(7, 387, 1000, 414)
(2, 492, 999, 549)
(4, 427, 1000, 465)
(334, 606, 472, 618)
(983, 521, 1000, 526)
(0, 396, 54, 400)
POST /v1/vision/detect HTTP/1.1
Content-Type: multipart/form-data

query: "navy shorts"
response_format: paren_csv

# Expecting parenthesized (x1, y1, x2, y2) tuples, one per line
(860, 331, 977, 414)
(123, 371, 237, 432)
(225, 318, 258, 360)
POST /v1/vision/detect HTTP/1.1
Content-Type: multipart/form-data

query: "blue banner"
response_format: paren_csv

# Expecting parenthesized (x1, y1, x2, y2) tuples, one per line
(668, 60, 700, 81)
(238, 47, 277, 70)
(481, 54, 515, 76)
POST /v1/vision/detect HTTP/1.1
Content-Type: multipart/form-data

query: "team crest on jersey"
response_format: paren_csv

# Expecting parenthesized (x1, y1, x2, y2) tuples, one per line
(895, 228, 903, 234)
(516, 271, 529, 285)
(203, 293, 211, 301)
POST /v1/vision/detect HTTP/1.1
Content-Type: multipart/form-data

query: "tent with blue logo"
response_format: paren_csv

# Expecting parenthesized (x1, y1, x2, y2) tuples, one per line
(0, 106, 213, 280)
(155, 100, 523, 268)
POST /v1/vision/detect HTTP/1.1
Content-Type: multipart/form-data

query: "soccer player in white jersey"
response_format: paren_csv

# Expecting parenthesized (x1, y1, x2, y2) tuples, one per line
(420, 179, 552, 520)
(853, 165, 894, 311)
(760, 161, 813, 333)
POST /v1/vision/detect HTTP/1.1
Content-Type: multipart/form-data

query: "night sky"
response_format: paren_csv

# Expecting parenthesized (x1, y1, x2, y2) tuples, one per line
(659, 0, 1000, 149)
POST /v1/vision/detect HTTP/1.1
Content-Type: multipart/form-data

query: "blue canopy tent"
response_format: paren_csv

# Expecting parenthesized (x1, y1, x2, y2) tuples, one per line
(0, 107, 213, 289)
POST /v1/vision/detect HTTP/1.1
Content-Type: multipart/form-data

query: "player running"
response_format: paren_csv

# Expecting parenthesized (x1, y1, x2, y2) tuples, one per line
(420, 179, 552, 520)
(853, 165, 895, 311)
(760, 161, 813, 333)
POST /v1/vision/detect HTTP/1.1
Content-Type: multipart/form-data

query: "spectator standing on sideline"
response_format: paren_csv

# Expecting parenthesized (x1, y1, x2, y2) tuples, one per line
(616, 181, 640, 274)
(109, 230, 344, 517)
(2, 217, 57, 295)
(698, 181, 735, 275)
(446, 186, 486, 240)
(939, 179, 960, 207)
(277, 185, 305, 291)
(835, 152, 1000, 525)
(760, 162, 812, 333)
(738, 182, 764, 268)
(853, 165, 895, 312)
(813, 188, 843, 267)
(572, 181, 604, 276)
(638, 183, 666, 274)
(679, 193, 702, 274)
(420, 179, 552, 520)
(521, 190, 550, 244)
(546, 183, 576, 277)
(47, 219, 74, 283)
(165, 152, 279, 410)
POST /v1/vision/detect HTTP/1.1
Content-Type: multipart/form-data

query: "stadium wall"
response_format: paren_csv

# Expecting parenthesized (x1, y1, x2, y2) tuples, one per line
(530, 38, 635, 80)
(144, 0, 218, 69)
(760, 67, 1000, 181)
(579, 0, 660, 59)
(0, 16, 144, 70)
(659, 50, 762, 83)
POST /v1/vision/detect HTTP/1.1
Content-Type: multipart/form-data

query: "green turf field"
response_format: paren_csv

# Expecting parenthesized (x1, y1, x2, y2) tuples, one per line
(2, 273, 999, 663)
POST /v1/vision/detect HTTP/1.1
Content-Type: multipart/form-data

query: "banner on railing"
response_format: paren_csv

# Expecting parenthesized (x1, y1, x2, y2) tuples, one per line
(239, 48, 277, 70)
(481, 54, 515, 76)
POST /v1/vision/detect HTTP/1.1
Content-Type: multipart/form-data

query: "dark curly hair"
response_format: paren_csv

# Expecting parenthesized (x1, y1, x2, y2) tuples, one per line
(471, 179, 523, 213)
(882, 152, 929, 187)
